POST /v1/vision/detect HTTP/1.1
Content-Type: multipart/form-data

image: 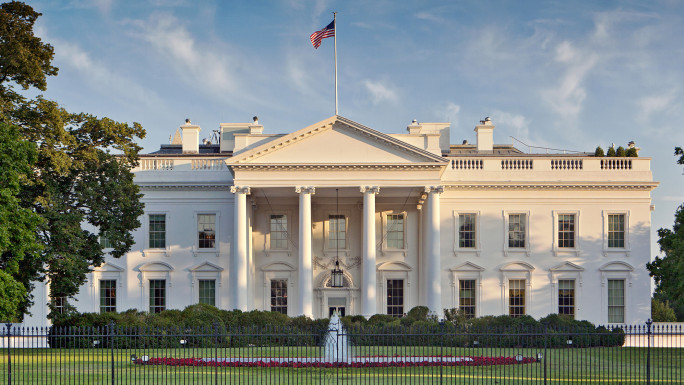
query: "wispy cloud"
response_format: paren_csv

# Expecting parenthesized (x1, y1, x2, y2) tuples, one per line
(491, 110, 530, 140)
(638, 89, 678, 121)
(440, 102, 460, 126)
(363, 80, 399, 105)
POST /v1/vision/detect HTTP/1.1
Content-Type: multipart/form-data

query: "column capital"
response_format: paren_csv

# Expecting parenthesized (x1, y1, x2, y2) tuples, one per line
(424, 186, 444, 194)
(295, 186, 316, 195)
(360, 186, 380, 194)
(230, 186, 251, 195)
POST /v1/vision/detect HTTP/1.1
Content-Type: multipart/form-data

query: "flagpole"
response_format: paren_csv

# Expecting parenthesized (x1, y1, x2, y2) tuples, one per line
(333, 11, 338, 116)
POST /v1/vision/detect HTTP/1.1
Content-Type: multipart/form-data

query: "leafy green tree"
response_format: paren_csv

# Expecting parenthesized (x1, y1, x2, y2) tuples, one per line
(616, 146, 626, 157)
(594, 146, 604, 157)
(625, 147, 638, 157)
(606, 146, 616, 157)
(651, 298, 677, 322)
(647, 147, 684, 321)
(0, 2, 145, 320)
(0, 123, 42, 321)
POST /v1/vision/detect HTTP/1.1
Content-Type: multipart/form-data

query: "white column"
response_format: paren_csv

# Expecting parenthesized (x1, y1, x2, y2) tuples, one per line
(425, 186, 443, 316)
(361, 186, 380, 317)
(296, 186, 315, 318)
(230, 186, 250, 310)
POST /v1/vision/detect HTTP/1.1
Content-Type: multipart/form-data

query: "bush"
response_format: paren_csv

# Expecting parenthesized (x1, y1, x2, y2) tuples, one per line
(616, 146, 626, 157)
(652, 298, 677, 322)
(594, 146, 605, 157)
(607, 146, 616, 156)
(626, 147, 638, 157)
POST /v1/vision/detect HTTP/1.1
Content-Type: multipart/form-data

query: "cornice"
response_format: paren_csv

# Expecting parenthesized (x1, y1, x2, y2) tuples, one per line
(139, 184, 232, 191)
(229, 163, 445, 171)
(443, 182, 659, 191)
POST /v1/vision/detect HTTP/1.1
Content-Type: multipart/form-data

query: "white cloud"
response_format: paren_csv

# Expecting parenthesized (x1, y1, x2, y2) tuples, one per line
(52, 40, 163, 109)
(638, 89, 678, 121)
(490, 110, 530, 141)
(415, 11, 444, 23)
(441, 102, 460, 126)
(542, 41, 597, 118)
(363, 80, 399, 105)
(127, 13, 239, 98)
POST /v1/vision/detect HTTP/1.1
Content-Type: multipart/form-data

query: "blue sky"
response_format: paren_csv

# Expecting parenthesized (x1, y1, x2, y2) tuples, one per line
(26, 0, 684, 257)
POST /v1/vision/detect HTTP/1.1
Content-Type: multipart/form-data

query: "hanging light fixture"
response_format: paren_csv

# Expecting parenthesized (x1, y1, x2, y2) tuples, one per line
(330, 188, 344, 288)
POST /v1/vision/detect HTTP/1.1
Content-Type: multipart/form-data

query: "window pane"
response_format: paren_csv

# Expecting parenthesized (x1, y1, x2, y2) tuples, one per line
(270, 279, 288, 314)
(149, 214, 166, 249)
(387, 214, 405, 249)
(270, 215, 288, 250)
(328, 215, 347, 249)
(508, 214, 526, 248)
(608, 279, 625, 323)
(509, 279, 526, 317)
(459, 280, 476, 318)
(149, 279, 166, 313)
(459, 214, 476, 248)
(199, 280, 216, 306)
(608, 214, 625, 248)
(198, 214, 216, 249)
(558, 279, 575, 318)
(99, 280, 117, 313)
(558, 214, 575, 248)
(100, 234, 113, 249)
(387, 279, 404, 317)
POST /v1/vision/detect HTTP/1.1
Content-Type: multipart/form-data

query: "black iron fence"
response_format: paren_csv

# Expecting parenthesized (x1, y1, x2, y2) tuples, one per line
(1, 321, 682, 384)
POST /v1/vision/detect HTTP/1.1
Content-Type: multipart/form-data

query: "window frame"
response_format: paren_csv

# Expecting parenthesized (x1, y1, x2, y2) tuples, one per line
(261, 264, 295, 317)
(323, 209, 352, 257)
(607, 279, 625, 324)
(453, 211, 481, 257)
(500, 261, 534, 317)
(549, 261, 584, 320)
(557, 279, 576, 319)
(503, 210, 531, 257)
(602, 211, 630, 257)
(599, 261, 633, 324)
(270, 278, 289, 314)
(99, 279, 117, 313)
(264, 210, 293, 256)
(386, 278, 405, 317)
(198, 279, 216, 306)
(381, 211, 409, 256)
(508, 279, 526, 317)
(149, 279, 167, 314)
(449, 262, 484, 318)
(193, 212, 220, 256)
(190, 261, 223, 307)
(143, 212, 170, 257)
(552, 210, 580, 257)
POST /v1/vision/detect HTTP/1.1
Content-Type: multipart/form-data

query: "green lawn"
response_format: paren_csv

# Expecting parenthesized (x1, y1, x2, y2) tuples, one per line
(1, 346, 682, 384)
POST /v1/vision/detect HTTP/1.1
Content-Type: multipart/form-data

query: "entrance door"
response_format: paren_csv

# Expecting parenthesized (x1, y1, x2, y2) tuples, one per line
(328, 297, 346, 317)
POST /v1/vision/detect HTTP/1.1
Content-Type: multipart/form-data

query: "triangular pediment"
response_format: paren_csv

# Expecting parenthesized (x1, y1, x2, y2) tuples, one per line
(93, 262, 124, 272)
(550, 261, 584, 272)
(227, 116, 447, 166)
(450, 261, 485, 272)
(261, 262, 296, 271)
(190, 261, 223, 272)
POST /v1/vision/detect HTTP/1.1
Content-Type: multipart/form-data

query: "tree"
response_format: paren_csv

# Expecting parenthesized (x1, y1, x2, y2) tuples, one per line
(0, 2, 145, 320)
(647, 147, 684, 321)
(616, 146, 626, 157)
(594, 146, 604, 157)
(606, 146, 616, 157)
(0, 123, 42, 321)
(651, 298, 677, 322)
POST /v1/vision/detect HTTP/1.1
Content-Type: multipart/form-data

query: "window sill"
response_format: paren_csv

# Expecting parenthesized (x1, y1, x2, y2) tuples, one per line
(381, 248, 408, 257)
(193, 248, 219, 258)
(553, 248, 579, 257)
(142, 249, 169, 258)
(453, 248, 481, 257)
(264, 249, 293, 257)
(504, 248, 530, 258)
(603, 249, 631, 257)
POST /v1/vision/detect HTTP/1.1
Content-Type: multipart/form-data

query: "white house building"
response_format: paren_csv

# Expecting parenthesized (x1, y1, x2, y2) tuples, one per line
(23, 115, 658, 326)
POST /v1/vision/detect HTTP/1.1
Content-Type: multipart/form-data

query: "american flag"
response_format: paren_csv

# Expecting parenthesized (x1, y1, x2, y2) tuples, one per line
(310, 20, 335, 49)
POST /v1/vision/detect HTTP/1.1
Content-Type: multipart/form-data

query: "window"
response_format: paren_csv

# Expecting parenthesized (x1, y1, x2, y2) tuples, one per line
(459, 280, 476, 318)
(149, 214, 166, 249)
(53, 296, 67, 314)
(608, 279, 625, 323)
(149, 279, 166, 313)
(509, 279, 525, 317)
(458, 214, 476, 248)
(558, 279, 575, 318)
(197, 214, 216, 249)
(100, 234, 113, 249)
(387, 279, 404, 317)
(270, 214, 288, 250)
(386, 214, 405, 249)
(608, 214, 625, 248)
(558, 214, 575, 248)
(508, 214, 526, 248)
(99, 280, 117, 313)
(270, 279, 288, 314)
(198, 280, 216, 306)
(328, 215, 346, 249)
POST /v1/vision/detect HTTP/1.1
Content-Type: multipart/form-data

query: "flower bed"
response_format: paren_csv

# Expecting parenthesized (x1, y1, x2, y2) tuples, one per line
(135, 356, 536, 368)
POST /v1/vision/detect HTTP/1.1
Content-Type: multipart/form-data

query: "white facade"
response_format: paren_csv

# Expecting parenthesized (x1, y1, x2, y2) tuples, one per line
(23, 115, 658, 326)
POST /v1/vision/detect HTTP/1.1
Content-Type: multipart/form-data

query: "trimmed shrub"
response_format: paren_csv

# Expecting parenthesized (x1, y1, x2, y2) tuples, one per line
(607, 146, 616, 157)
(594, 146, 605, 157)
(616, 146, 626, 157)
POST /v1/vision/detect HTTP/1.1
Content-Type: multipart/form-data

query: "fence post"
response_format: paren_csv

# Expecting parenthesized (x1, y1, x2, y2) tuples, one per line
(439, 320, 444, 385)
(646, 319, 652, 385)
(543, 324, 548, 385)
(214, 321, 219, 385)
(109, 321, 115, 385)
(5, 322, 11, 385)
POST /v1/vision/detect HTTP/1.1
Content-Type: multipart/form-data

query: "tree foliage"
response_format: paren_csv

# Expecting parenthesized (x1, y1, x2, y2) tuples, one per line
(647, 147, 684, 321)
(594, 146, 604, 157)
(0, 1, 145, 320)
(606, 146, 616, 157)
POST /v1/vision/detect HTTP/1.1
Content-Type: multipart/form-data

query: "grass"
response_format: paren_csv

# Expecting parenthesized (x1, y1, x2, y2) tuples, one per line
(1, 345, 682, 384)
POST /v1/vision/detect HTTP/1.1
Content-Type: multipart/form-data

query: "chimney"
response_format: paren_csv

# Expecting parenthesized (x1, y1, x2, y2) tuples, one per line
(474, 117, 494, 152)
(248, 115, 264, 134)
(181, 118, 201, 154)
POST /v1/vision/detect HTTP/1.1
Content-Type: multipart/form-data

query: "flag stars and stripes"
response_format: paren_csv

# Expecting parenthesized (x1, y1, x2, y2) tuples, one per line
(310, 20, 335, 49)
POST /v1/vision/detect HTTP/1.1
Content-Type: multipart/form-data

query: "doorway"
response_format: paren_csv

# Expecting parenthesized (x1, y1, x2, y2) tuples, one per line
(328, 297, 346, 317)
